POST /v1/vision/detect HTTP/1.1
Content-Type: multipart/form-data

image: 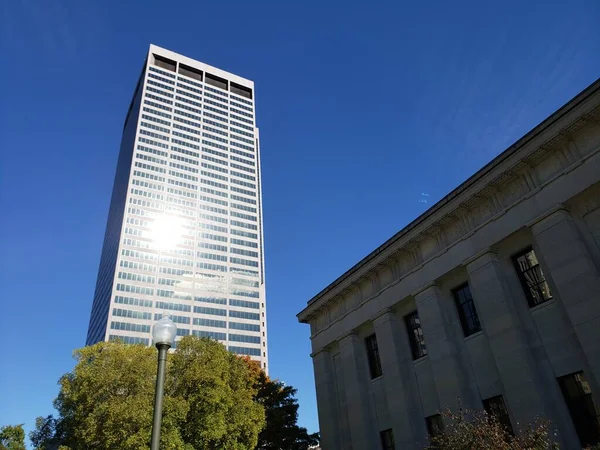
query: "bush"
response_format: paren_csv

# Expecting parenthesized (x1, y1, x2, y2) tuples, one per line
(424, 408, 559, 450)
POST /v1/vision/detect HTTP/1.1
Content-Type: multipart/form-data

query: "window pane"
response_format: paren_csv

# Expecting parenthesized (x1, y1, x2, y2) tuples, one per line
(453, 283, 482, 337)
(558, 371, 600, 447)
(513, 248, 552, 308)
(405, 312, 427, 360)
(365, 334, 383, 379)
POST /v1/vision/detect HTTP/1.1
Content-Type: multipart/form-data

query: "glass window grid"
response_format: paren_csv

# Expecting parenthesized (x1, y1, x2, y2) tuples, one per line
(452, 283, 482, 337)
(112, 68, 263, 350)
(231, 114, 253, 125)
(405, 311, 427, 360)
(149, 65, 176, 79)
(192, 330, 226, 340)
(109, 335, 150, 345)
(512, 248, 553, 308)
(231, 120, 254, 131)
(230, 147, 255, 160)
(146, 86, 174, 98)
(365, 334, 383, 379)
(229, 333, 261, 344)
(228, 346, 260, 356)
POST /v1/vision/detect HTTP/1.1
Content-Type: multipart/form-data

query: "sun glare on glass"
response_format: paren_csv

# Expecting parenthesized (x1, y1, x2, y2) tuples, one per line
(150, 214, 183, 250)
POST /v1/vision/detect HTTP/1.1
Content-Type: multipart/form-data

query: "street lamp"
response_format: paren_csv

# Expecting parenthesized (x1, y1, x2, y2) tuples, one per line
(150, 315, 177, 450)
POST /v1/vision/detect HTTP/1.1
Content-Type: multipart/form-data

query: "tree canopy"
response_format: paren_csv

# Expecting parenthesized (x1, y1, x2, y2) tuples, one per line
(29, 336, 318, 450)
(0, 425, 26, 450)
(30, 337, 264, 450)
(253, 371, 319, 450)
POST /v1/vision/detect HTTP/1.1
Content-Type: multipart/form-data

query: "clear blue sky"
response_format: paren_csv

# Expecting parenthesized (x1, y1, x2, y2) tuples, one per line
(1, 0, 599, 441)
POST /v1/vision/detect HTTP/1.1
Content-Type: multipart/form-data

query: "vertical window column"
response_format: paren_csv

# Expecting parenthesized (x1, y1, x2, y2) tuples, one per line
(373, 310, 428, 449)
(452, 283, 482, 337)
(466, 250, 571, 443)
(531, 208, 600, 382)
(413, 284, 480, 412)
(365, 334, 383, 379)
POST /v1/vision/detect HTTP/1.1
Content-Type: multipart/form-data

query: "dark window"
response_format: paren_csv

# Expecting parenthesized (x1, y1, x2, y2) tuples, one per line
(483, 395, 514, 435)
(513, 248, 553, 308)
(365, 334, 383, 379)
(205, 73, 228, 91)
(453, 283, 482, 337)
(426, 414, 444, 437)
(380, 429, 395, 450)
(178, 63, 203, 81)
(231, 81, 253, 99)
(405, 311, 427, 360)
(558, 371, 600, 447)
(153, 54, 176, 72)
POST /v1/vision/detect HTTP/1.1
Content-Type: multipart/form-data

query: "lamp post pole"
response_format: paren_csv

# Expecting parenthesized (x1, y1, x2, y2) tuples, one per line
(150, 315, 177, 450)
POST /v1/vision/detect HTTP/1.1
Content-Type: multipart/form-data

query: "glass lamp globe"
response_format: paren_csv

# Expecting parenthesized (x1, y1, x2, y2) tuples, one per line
(152, 315, 177, 346)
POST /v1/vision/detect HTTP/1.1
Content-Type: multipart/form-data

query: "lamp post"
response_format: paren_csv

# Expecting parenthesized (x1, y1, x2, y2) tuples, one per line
(150, 315, 177, 450)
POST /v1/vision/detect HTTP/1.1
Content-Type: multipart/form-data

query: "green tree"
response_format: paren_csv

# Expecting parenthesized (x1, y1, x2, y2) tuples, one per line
(53, 341, 188, 450)
(169, 336, 265, 450)
(30, 337, 264, 450)
(253, 371, 319, 450)
(424, 407, 559, 450)
(0, 424, 26, 450)
(29, 415, 60, 450)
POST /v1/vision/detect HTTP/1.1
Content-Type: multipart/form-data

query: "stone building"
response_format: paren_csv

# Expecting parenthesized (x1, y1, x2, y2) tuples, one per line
(297, 79, 600, 450)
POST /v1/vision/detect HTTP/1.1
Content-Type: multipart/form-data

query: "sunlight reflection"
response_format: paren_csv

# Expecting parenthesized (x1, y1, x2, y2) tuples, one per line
(150, 214, 183, 250)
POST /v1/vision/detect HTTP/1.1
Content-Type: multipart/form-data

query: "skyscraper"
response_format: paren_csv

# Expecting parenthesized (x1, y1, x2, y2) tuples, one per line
(87, 45, 268, 370)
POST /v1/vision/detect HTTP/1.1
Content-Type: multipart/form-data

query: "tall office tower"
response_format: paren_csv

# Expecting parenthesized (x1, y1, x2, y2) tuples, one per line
(86, 45, 268, 370)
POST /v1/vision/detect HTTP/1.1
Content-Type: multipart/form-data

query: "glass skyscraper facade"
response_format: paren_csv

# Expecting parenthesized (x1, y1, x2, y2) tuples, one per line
(86, 45, 267, 369)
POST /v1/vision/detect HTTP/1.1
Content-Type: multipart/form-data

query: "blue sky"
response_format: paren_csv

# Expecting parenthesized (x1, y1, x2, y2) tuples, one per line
(1, 0, 599, 441)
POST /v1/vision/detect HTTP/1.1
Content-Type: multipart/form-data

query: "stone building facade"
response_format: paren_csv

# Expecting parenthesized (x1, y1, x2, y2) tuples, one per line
(298, 79, 600, 450)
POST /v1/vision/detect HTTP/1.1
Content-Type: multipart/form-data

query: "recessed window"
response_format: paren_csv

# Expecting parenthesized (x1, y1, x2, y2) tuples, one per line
(231, 81, 253, 99)
(405, 311, 427, 360)
(425, 414, 444, 437)
(512, 248, 553, 308)
(452, 283, 482, 337)
(558, 371, 600, 447)
(178, 63, 203, 81)
(365, 334, 383, 379)
(153, 54, 176, 72)
(380, 429, 395, 450)
(483, 395, 514, 435)
(205, 73, 228, 91)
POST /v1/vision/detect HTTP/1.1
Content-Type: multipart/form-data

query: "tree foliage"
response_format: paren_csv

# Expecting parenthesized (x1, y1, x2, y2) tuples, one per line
(30, 337, 264, 450)
(253, 371, 319, 450)
(0, 425, 26, 450)
(170, 337, 265, 450)
(425, 408, 559, 450)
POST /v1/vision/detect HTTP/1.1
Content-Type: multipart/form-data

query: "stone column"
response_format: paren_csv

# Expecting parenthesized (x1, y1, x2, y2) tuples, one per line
(339, 332, 377, 449)
(373, 309, 428, 449)
(465, 250, 577, 448)
(414, 284, 480, 412)
(311, 349, 340, 450)
(531, 207, 600, 398)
